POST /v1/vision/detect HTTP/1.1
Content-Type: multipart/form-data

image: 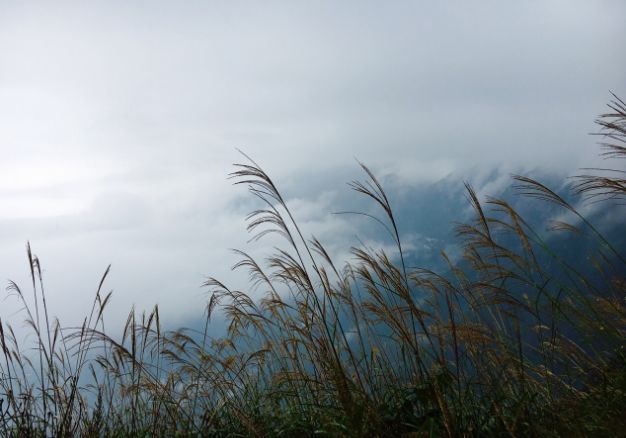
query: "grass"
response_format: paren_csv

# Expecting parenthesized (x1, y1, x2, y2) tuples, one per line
(0, 94, 625, 436)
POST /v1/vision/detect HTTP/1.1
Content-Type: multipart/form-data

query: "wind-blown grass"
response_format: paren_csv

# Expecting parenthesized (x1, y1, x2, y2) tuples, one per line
(0, 95, 625, 436)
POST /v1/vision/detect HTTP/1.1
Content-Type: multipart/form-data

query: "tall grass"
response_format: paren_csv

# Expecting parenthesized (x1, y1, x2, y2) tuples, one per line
(0, 95, 625, 436)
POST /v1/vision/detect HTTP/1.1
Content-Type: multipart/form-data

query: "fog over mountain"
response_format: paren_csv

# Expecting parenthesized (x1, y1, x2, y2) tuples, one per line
(0, 1, 625, 334)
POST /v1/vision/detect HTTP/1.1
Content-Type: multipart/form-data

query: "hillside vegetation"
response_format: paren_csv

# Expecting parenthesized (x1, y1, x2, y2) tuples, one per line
(1, 95, 625, 437)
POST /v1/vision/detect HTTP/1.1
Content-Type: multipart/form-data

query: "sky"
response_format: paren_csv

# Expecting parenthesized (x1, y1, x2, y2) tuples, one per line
(0, 1, 625, 333)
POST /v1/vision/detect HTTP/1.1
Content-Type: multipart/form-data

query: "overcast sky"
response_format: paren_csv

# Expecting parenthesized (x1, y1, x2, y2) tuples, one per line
(0, 1, 625, 332)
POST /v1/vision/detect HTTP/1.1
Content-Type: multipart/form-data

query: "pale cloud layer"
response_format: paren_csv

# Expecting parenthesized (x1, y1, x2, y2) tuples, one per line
(0, 1, 624, 331)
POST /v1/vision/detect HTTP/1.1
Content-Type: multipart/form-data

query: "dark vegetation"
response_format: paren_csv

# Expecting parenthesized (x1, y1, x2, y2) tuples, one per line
(1, 95, 625, 436)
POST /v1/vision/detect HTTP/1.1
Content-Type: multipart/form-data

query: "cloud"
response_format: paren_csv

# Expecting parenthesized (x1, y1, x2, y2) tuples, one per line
(0, 1, 624, 334)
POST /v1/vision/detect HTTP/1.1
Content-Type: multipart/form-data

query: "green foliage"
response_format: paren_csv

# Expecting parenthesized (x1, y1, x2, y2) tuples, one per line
(0, 95, 625, 436)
